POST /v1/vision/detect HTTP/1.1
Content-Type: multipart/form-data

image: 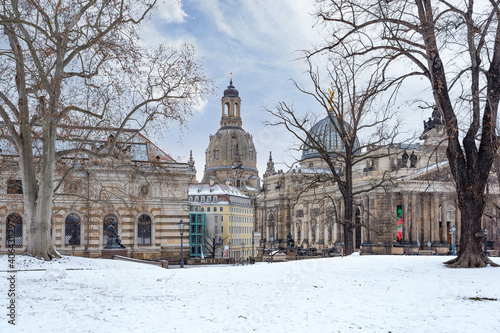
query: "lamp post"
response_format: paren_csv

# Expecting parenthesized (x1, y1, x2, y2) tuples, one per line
(449, 225, 457, 256)
(72, 244, 75, 256)
(484, 228, 489, 256)
(178, 219, 185, 268)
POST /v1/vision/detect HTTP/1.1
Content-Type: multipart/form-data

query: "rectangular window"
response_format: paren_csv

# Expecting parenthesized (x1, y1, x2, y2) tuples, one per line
(207, 207, 211, 212)
(213, 196, 218, 202)
(207, 196, 211, 202)
(7, 179, 23, 194)
(214, 207, 217, 212)
(220, 207, 223, 212)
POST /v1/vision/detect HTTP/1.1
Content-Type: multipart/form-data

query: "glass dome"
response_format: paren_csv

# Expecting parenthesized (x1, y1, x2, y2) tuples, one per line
(301, 115, 360, 160)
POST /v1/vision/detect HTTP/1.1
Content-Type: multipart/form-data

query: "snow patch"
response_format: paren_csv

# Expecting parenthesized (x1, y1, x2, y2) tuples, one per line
(44, 263, 67, 281)
(1, 255, 498, 332)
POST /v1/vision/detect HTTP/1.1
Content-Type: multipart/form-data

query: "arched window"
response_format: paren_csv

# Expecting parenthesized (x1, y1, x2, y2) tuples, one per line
(103, 214, 118, 245)
(5, 213, 23, 246)
(65, 213, 81, 246)
(235, 103, 240, 117)
(137, 214, 152, 245)
(236, 179, 241, 187)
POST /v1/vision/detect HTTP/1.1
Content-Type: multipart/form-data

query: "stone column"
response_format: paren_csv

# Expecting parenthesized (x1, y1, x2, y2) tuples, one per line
(363, 196, 370, 242)
(389, 192, 394, 243)
(301, 219, 305, 244)
(403, 193, 409, 242)
(424, 193, 432, 243)
(411, 193, 418, 244)
(333, 218, 337, 243)
(441, 195, 448, 244)
(432, 194, 440, 244)
(413, 193, 423, 243)
(292, 216, 297, 241)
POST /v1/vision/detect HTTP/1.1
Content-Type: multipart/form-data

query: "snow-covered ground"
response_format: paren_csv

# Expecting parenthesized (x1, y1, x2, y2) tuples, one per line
(1, 254, 499, 333)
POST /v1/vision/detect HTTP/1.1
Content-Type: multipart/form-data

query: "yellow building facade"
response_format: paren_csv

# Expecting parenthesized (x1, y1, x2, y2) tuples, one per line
(189, 183, 255, 260)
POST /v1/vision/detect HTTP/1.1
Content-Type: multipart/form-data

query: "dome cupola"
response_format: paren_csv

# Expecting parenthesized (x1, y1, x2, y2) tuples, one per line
(220, 75, 242, 128)
(223, 78, 239, 97)
(202, 76, 259, 190)
(301, 114, 360, 160)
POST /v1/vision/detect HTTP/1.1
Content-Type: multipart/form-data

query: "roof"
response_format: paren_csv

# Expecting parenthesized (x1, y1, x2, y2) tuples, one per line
(189, 183, 249, 198)
(287, 166, 333, 175)
(398, 161, 449, 181)
(0, 128, 175, 163)
(302, 114, 360, 160)
(223, 79, 239, 98)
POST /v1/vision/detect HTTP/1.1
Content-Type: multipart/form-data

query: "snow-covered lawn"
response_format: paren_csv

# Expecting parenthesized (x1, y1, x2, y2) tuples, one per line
(1, 254, 499, 333)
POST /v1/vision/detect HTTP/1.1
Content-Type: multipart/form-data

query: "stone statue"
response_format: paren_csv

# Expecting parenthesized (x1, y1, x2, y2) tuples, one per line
(286, 232, 295, 248)
(410, 151, 417, 168)
(106, 221, 125, 248)
(401, 150, 409, 168)
(432, 107, 443, 125)
(423, 117, 435, 132)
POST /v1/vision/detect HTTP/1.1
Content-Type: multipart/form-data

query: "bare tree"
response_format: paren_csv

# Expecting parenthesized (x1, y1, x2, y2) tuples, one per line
(313, 0, 500, 267)
(266, 56, 399, 255)
(0, 1, 212, 260)
(205, 231, 220, 259)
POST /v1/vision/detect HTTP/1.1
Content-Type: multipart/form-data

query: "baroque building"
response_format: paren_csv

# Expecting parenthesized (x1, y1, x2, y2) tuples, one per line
(256, 112, 500, 256)
(0, 128, 193, 262)
(202, 78, 260, 192)
(188, 183, 256, 260)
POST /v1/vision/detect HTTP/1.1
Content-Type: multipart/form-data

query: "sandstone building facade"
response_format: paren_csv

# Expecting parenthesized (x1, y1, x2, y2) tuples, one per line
(1, 128, 193, 262)
(256, 113, 500, 256)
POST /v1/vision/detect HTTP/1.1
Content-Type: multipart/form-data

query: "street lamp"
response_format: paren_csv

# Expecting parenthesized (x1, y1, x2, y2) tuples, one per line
(178, 219, 185, 268)
(449, 225, 457, 255)
(484, 228, 489, 256)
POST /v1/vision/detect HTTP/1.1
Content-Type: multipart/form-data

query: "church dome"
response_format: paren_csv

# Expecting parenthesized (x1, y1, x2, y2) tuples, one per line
(223, 79, 239, 97)
(301, 115, 360, 160)
(202, 77, 259, 189)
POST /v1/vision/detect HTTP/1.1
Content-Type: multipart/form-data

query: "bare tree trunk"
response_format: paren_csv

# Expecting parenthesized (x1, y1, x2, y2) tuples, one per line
(343, 163, 354, 255)
(25, 125, 60, 260)
(445, 191, 497, 268)
(343, 200, 354, 255)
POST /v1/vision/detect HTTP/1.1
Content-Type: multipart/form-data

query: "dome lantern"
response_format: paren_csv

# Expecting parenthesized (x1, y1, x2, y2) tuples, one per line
(221, 74, 242, 128)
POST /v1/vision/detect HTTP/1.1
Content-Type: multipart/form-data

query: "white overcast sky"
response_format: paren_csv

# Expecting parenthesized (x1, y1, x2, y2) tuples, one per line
(141, 0, 429, 181)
